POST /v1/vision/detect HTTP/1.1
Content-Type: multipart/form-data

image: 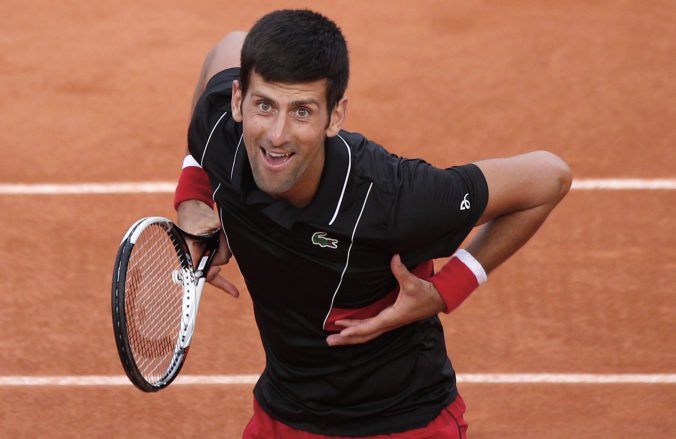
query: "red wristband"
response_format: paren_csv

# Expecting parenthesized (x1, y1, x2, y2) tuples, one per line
(174, 166, 215, 210)
(430, 253, 484, 314)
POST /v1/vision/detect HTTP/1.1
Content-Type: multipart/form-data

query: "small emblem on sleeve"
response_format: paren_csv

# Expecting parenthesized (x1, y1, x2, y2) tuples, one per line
(460, 193, 471, 211)
(312, 232, 338, 249)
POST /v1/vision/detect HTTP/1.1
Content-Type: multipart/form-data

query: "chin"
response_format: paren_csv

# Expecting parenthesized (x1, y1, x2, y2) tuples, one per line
(253, 175, 290, 198)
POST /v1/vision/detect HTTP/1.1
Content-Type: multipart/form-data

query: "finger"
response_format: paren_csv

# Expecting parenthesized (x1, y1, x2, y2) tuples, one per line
(205, 266, 222, 282)
(210, 240, 230, 266)
(390, 254, 414, 285)
(332, 318, 369, 328)
(191, 232, 230, 268)
(327, 311, 397, 346)
(327, 327, 385, 346)
(341, 314, 394, 336)
(206, 268, 240, 298)
(210, 275, 241, 298)
(186, 239, 207, 269)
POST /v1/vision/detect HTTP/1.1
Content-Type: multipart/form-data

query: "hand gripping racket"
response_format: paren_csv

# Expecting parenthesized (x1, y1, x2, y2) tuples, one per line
(111, 216, 219, 392)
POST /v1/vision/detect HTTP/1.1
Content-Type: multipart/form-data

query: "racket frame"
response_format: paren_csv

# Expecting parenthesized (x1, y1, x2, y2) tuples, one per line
(111, 216, 219, 392)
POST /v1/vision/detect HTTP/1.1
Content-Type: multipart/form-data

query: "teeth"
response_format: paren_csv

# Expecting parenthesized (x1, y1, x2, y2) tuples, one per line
(267, 151, 291, 158)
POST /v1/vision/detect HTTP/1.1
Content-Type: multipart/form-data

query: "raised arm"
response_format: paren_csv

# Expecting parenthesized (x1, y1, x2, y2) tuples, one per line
(177, 31, 247, 234)
(326, 150, 572, 346)
(175, 32, 247, 298)
(188, 31, 247, 114)
(469, 150, 572, 273)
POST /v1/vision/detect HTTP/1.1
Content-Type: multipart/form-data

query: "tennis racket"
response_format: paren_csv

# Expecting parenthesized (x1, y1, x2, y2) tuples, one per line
(111, 216, 219, 392)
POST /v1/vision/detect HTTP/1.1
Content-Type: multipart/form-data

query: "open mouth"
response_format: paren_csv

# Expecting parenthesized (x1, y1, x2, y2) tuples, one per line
(261, 147, 294, 167)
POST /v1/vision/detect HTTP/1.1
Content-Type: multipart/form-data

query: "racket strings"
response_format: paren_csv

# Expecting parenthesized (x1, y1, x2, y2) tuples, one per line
(128, 251, 180, 379)
(128, 248, 177, 347)
(130, 255, 178, 342)
(125, 224, 185, 384)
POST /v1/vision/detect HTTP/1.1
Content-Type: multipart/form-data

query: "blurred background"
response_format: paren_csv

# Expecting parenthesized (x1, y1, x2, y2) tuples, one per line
(1, 1, 674, 437)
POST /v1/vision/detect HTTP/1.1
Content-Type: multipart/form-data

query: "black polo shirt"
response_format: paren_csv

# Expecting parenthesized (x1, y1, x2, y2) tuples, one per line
(188, 68, 489, 436)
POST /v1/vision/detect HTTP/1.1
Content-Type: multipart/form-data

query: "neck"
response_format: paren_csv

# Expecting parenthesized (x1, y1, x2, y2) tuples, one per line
(282, 151, 325, 208)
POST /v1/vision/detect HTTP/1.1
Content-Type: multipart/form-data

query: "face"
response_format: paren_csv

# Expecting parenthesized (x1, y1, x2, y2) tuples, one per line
(232, 71, 347, 208)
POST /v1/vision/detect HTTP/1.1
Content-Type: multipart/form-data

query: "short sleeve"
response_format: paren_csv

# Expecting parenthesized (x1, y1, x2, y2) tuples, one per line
(390, 159, 489, 260)
(187, 68, 242, 175)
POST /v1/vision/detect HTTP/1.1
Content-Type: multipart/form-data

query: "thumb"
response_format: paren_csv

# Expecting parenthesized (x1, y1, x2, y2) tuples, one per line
(390, 254, 413, 284)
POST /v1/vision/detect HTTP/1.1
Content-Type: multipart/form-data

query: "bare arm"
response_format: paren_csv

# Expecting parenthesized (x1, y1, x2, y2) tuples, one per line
(469, 150, 573, 273)
(326, 150, 572, 346)
(176, 32, 247, 297)
(178, 31, 246, 227)
(188, 31, 247, 117)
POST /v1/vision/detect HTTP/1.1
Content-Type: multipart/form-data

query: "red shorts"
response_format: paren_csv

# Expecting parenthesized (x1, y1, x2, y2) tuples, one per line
(242, 394, 468, 438)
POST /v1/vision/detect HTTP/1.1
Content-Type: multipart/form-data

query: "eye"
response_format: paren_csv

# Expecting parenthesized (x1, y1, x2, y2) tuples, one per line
(257, 101, 272, 112)
(295, 107, 311, 119)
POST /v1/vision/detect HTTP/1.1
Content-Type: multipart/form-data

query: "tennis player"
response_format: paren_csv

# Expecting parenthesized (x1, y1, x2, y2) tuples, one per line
(174, 9, 572, 438)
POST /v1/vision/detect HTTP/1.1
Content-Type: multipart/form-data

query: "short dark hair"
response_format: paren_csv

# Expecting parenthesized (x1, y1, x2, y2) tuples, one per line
(240, 9, 349, 112)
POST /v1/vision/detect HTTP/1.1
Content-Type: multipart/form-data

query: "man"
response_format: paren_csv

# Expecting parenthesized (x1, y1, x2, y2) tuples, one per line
(174, 9, 572, 438)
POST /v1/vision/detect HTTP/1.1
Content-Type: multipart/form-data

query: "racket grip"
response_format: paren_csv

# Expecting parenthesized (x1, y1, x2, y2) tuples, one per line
(180, 276, 206, 349)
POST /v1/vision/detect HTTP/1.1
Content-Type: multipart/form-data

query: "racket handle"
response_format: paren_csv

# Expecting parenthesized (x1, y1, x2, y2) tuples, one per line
(178, 238, 216, 350)
(179, 276, 206, 350)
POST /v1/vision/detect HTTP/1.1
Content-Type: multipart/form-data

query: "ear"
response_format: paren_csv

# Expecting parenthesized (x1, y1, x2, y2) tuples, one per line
(231, 80, 243, 122)
(325, 97, 348, 138)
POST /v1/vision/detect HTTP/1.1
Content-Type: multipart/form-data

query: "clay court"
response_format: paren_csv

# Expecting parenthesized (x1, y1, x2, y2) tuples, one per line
(1, 0, 674, 437)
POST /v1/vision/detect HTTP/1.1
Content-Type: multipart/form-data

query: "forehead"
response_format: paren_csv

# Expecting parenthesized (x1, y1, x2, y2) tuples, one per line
(247, 71, 329, 107)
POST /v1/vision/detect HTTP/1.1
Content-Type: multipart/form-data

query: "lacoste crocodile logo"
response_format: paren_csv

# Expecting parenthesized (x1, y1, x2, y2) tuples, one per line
(311, 232, 338, 249)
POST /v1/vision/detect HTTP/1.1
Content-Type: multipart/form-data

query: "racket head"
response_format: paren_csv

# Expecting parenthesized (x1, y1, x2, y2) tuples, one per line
(111, 217, 192, 392)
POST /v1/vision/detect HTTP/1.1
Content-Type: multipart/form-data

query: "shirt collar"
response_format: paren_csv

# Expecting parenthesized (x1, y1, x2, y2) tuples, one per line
(230, 133, 353, 229)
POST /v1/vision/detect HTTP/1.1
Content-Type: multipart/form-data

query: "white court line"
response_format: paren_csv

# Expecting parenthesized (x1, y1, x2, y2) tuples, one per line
(0, 374, 674, 387)
(0, 182, 176, 194)
(0, 179, 675, 194)
(457, 374, 676, 384)
(0, 375, 260, 387)
(571, 179, 676, 190)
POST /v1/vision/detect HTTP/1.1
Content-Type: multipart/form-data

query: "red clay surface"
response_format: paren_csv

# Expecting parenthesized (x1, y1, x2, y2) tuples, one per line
(1, 1, 674, 438)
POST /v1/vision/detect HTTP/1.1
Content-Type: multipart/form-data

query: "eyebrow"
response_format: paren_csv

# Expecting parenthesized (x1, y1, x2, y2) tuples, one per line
(290, 98, 321, 108)
(252, 92, 321, 109)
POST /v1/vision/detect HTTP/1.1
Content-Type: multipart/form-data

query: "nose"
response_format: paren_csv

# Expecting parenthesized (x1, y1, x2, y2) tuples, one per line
(266, 112, 290, 147)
